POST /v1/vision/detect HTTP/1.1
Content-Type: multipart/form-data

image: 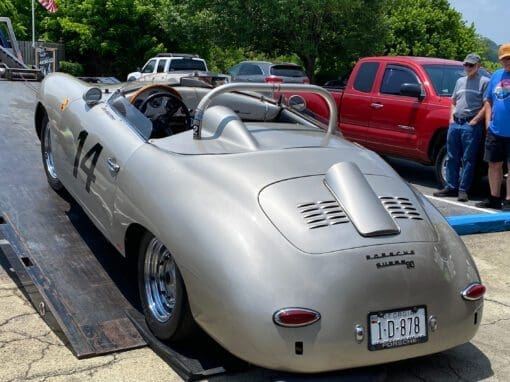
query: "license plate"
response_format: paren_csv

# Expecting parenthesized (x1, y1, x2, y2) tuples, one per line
(368, 306, 428, 351)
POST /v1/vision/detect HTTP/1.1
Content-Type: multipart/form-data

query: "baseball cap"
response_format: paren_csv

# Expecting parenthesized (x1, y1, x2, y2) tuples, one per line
(463, 53, 481, 65)
(498, 43, 510, 60)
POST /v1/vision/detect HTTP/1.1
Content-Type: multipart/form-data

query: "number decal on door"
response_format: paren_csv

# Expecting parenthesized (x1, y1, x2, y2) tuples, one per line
(73, 130, 103, 192)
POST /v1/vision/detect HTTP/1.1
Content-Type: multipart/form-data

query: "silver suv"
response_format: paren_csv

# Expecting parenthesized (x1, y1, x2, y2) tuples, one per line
(127, 53, 208, 81)
(227, 61, 309, 83)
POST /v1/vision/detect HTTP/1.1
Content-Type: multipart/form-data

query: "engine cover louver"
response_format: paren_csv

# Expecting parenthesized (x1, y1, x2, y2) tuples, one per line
(297, 196, 422, 230)
(297, 200, 349, 229)
(380, 196, 423, 220)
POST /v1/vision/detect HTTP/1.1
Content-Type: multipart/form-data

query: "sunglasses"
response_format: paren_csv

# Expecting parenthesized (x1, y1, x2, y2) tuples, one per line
(463, 63, 475, 68)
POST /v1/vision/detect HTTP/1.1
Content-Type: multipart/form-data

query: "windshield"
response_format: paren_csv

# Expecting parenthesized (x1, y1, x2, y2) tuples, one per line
(270, 65, 306, 77)
(423, 65, 491, 97)
(141, 59, 156, 74)
(107, 91, 153, 140)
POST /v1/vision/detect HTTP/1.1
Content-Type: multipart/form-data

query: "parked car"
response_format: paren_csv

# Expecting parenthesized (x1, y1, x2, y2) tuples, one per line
(285, 56, 491, 186)
(227, 61, 310, 83)
(34, 75, 485, 373)
(78, 76, 121, 84)
(127, 53, 208, 81)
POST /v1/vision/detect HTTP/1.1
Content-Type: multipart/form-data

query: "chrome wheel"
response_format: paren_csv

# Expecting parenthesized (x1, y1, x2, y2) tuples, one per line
(138, 232, 196, 341)
(434, 146, 448, 188)
(42, 122, 58, 180)
(440, 153, 447, 185)
(40, 115, 65, 194)
(143, 237, 176, 323)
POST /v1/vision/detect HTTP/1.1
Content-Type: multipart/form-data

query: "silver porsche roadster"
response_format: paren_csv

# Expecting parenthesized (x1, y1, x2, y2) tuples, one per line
(34, 73, 485, 372)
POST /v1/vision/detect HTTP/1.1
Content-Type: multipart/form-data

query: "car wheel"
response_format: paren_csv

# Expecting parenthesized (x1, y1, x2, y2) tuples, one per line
(41, 115, 65, 193)
(137, 232, 196, 341)
(434, 145, 447, 188)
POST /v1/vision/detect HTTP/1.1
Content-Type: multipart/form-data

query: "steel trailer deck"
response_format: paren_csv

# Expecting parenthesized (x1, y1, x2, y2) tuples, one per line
(0, 81, 145, 357)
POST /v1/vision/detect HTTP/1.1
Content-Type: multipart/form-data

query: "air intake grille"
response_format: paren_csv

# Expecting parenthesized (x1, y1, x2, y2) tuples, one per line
(379, 196, 423, 220)
(297, 200, 350, 229)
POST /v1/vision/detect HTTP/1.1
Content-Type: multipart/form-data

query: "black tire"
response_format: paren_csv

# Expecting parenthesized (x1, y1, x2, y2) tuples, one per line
(434, 145, 447, 188)
(137, 232, 196, 341)
(40, 115, 66, 193)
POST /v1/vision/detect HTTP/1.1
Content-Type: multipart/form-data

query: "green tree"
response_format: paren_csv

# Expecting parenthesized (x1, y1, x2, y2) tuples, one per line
(6, 0, 493, 81)
(478, 36, 499, 62)
(0, 0, 35, 39)
(179, 0, 389, 83)
(40, 0, 167, 77)
(384, 0, 481, 60)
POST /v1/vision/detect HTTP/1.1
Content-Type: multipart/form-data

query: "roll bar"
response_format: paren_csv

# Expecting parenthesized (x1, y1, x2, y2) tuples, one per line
(192, 83, 338, 140)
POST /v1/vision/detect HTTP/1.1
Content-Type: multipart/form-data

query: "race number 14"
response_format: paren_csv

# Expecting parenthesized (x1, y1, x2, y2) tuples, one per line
(73, 130, 103, 192)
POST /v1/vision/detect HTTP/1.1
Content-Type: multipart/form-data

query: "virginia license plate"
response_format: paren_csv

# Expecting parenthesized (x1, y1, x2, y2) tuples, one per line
(368, 306, 428, 351)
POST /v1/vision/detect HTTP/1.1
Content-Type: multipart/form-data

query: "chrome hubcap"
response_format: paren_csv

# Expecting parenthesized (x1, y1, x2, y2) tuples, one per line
(441, 154, 463, 185)
(441, 155, 447, 184)
(144, 238, 176, 322)
(43, 124, 58, 179)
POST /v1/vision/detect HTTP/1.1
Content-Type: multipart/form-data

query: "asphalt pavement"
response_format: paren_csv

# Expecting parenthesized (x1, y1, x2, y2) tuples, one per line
(1, 79, 509, 381)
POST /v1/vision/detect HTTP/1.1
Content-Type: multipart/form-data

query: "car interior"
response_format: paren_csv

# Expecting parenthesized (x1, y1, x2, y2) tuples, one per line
(108, 80, 325, 143)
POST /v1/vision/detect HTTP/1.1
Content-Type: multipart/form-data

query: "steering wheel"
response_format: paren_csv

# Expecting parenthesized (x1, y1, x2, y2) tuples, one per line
(129, 85, 191, 138)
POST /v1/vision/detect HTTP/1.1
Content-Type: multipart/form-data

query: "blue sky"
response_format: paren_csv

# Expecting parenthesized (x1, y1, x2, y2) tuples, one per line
(448, 0, 509, 45)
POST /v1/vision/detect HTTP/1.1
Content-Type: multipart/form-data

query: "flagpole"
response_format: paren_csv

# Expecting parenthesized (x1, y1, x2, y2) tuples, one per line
(31, 0, 35, 48)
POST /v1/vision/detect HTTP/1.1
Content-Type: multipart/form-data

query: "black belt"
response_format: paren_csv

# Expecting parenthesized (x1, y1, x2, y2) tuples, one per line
(453, 115, 475, 124)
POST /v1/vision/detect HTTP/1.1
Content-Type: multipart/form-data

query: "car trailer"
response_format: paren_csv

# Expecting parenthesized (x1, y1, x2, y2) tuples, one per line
(0, 82, 246, 381)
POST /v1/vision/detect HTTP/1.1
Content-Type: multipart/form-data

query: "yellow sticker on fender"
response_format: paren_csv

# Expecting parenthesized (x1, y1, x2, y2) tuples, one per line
(60, 98, 69, 112)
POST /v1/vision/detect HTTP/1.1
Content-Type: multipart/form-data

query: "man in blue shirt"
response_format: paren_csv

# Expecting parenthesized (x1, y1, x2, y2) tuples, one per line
(476, 43, 510, 210)
(434, 53, 488, 202)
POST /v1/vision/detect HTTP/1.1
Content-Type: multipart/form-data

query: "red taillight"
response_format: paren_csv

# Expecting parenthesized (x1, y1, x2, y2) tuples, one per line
(461, 283, 486, 301)
(265, 76, 283, 83)
(303, 78, 310, 84)
(273, 308, 321, 327)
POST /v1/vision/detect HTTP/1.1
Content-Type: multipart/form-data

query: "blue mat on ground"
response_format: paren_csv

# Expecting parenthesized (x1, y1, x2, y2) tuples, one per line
(446, 213, 510, 235)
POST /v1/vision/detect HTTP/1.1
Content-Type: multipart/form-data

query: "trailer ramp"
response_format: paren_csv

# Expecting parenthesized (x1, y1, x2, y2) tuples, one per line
(0, 80, 145, 357)
(0, 216, 146, 357)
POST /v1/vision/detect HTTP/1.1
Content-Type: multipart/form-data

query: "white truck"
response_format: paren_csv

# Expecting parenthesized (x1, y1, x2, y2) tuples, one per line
(127, 53, 209, 82)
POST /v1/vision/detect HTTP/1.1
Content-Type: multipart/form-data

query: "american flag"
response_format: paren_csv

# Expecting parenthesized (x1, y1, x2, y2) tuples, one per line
(37, 0, 58, 13)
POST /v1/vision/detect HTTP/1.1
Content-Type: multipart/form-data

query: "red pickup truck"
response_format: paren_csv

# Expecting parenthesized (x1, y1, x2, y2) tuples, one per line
(295, 56, 490, 186)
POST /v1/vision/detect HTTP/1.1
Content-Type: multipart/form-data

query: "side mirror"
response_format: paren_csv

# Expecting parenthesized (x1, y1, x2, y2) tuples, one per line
(287, 95, 307, 112)
(400, 83, 424, 100)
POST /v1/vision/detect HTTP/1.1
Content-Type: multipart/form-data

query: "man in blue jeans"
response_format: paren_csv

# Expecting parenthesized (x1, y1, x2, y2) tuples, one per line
(475, 43, 510, 210)
(434, 53, 489, 202)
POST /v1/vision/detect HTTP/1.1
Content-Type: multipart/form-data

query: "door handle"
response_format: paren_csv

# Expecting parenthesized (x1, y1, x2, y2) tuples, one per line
(370, 102, 384, 110)
(107, 157, 120, 176)
(398, 125, 416, 133)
